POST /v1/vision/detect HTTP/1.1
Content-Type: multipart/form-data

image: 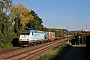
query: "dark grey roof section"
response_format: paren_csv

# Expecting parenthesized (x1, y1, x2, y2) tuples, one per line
(21, 30, 30, 33)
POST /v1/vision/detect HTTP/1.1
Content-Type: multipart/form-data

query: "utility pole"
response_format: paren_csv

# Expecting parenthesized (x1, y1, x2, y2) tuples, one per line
(67, 26, 69, 43)
(86, 24, 87, 29)
(67, 26, 69, 35)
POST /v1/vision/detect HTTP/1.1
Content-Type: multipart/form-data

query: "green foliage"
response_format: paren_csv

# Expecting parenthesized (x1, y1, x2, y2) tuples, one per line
(0, 5, 17, 49)
(42, 27, 49, 32)
(70, 32, 90, 45)
(14, 17, 22, 36)
(0, 30, 17, 49)
(26, 10, 44, 30)
(55, 29, 65, 38)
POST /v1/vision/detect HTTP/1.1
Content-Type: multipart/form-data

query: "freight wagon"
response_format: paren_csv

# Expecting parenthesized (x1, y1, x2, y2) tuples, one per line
(62, 34, 68, 38)
(19, 29, 55, 46)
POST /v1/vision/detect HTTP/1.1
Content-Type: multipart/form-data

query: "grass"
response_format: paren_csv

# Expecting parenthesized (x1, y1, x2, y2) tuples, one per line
(37, 42, 72, 60)
(77, 43, 86, 45)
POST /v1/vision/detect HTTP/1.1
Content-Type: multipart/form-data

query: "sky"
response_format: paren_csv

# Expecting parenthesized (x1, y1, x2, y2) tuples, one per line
(12, 0, 90, 31)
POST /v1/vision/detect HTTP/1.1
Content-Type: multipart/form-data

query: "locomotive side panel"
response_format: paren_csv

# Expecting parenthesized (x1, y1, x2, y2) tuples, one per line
(29, 30, 48, 41)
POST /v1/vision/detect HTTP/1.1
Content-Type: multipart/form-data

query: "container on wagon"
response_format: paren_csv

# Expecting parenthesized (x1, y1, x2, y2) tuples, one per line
(48, 32, 55, 41)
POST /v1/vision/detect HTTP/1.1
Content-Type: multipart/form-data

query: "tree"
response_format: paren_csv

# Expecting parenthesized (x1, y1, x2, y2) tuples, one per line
(0, 9, 16, 48)
(0, 0, 12, 12)
(14, 17, 21, 36)
(26, 10, 43, 30)
(49, 29, 66, 38)
(10, 3, 34, 30)
(0, 0, 19, 48)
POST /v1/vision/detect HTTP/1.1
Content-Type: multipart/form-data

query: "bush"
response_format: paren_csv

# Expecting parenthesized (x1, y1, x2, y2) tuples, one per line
(0, 32, 17, 49)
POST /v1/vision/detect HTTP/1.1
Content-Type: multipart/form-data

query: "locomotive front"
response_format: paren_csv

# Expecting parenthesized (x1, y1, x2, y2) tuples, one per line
(19, 30, 30, 46)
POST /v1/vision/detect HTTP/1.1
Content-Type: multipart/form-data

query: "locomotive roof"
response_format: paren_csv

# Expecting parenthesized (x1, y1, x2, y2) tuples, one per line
(21, 30, 48, 33)
(21, 30, 30, 33)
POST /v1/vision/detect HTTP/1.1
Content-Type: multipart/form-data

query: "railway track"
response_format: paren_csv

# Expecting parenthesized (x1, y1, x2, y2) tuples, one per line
(0, 47, 22, 55)
(0, 39, 67, 60)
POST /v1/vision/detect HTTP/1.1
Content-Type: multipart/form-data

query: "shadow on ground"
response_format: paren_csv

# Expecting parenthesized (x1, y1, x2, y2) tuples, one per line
(51, 44, 73, 60)
(51, 45, 85, 60)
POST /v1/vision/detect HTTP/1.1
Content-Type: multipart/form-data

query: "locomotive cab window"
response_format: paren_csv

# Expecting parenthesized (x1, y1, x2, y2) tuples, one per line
(21, 33, 29, 35)
(25, 33, 29, 35)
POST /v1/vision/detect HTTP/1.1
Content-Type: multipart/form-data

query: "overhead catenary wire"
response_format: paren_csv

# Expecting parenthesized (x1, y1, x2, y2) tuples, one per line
(19, 0, 57, 29)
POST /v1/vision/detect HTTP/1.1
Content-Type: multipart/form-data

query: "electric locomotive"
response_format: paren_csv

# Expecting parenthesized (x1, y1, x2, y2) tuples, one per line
(19, 29, 55, 46)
